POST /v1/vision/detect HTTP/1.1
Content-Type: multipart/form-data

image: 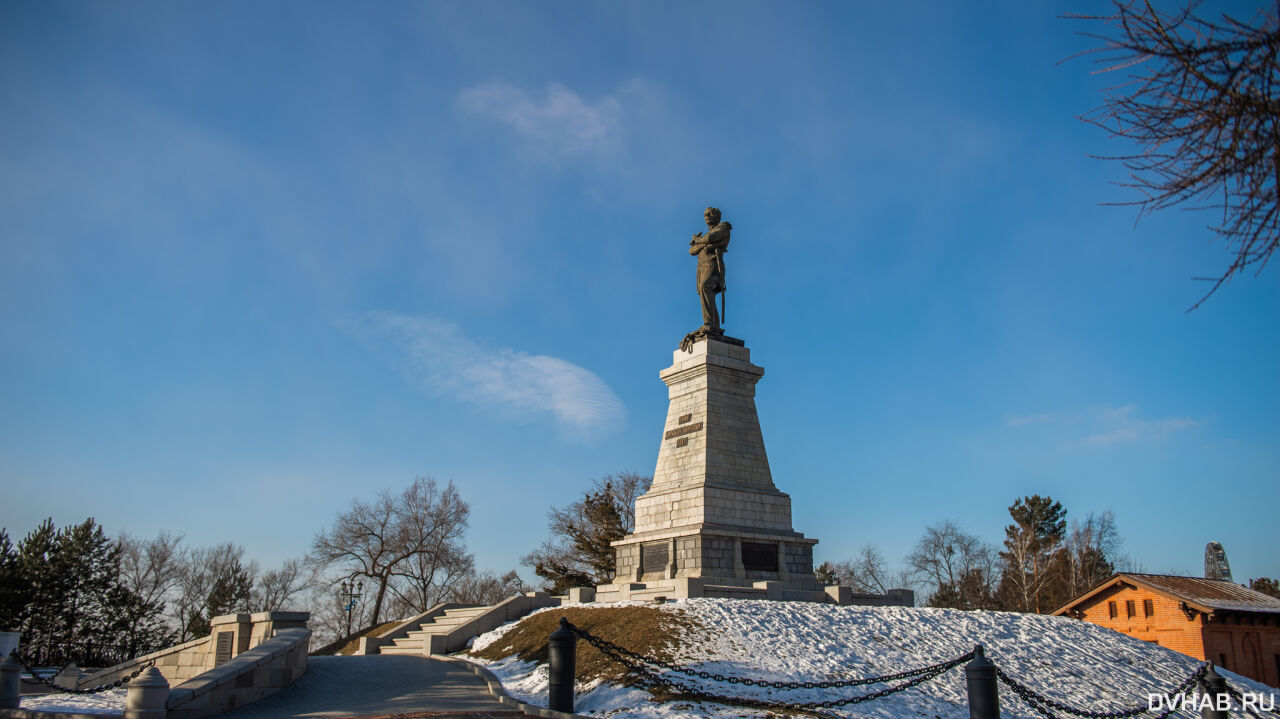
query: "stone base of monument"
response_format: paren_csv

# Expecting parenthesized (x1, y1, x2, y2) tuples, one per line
(587, 580, 912, 605)
(585, 335, 913, 608)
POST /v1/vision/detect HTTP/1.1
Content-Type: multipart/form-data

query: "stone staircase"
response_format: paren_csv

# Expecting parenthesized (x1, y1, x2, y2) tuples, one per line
(379, 605, 491, 655)
(364, 592, 561, 657)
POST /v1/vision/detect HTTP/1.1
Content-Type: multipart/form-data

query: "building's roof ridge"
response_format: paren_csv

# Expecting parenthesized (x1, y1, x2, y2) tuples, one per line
(1052, 572, 1280, 616)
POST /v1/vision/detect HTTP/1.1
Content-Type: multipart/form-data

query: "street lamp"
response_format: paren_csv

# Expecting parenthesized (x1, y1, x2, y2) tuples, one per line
(339, 579, 363, 639)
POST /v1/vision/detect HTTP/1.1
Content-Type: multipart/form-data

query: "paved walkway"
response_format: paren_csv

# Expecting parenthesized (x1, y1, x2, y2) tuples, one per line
(219, 655, 534, 718)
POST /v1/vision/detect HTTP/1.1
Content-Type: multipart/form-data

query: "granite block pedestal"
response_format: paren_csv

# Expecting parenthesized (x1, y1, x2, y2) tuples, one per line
(595, 336, 827, 603)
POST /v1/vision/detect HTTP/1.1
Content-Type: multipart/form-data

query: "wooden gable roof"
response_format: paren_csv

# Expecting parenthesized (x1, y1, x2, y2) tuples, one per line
(1051, 573, 1280, 617)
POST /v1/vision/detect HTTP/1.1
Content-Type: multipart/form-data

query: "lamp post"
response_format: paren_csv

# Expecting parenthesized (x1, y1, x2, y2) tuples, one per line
(340, 580, 363, 638)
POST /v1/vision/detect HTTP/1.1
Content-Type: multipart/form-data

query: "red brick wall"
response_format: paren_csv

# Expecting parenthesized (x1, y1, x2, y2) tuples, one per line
(1202, 621, 1280, 688)
(1071, 582, 1280, 688)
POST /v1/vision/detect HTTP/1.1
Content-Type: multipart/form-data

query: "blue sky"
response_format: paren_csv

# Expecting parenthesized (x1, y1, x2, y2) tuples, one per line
(2, 1, 1276, 586)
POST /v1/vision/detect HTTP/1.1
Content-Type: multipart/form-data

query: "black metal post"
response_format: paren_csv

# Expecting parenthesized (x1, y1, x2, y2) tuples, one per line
(340, 580, 362, 639)
(1200, 663, 1229, 719)
(966, 645, 999, 719)
(548, 617, 577, 713)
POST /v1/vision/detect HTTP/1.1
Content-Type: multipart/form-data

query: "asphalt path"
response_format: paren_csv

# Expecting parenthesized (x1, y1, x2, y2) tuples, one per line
(218, 655, 533, 718)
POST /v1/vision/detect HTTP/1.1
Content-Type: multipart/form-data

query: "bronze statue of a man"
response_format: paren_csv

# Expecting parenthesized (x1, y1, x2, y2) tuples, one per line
(690, 206, 732, 333)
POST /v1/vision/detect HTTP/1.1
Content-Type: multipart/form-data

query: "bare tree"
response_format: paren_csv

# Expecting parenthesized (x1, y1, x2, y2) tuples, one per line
(1059, 511, 1121, 598)
(907, 521, 1000, 610)
(388, 479, 473, 612)
(448, 569, 527, 606)
(171, 543, 251, 640)
(117, 531, 184, 627)
(252, 557, 313, 612)
(303, 577, 370, 649)
(310, 476, 471, 624)
(1071, 1, 1280, 308)
(816, 544, 911, 594)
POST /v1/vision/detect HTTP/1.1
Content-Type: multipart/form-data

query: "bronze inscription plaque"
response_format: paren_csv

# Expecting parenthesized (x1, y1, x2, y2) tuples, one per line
(641, 542, 669, 573)
(678, 413, 692, 424)
(742, 542, 779, 572)
(664, 422, 702, 440)
(214, 631, 234, 666)
(676, 437, 689, 447)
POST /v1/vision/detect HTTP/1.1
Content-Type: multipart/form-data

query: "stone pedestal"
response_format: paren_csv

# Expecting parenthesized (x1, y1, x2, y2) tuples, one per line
(597, 336, 821, 602)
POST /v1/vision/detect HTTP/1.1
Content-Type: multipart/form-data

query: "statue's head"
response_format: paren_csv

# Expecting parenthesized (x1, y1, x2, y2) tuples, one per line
(704, 207, 721, 226)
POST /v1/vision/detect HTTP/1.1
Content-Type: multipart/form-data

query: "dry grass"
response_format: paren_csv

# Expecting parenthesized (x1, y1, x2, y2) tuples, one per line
(468, 605, 698, 686)
(323, 620, 402, 656)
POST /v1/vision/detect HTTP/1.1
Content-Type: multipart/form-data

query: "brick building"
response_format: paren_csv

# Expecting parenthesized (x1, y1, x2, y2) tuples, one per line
(1052, 573, 1280, 688)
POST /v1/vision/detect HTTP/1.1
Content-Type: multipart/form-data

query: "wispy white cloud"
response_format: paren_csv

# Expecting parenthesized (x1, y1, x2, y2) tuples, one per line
(1078, 414, 1198, 448)
(456, 81, 623, 156)
(1007, 404, 1200, 449)
(353, 313, 624, 442)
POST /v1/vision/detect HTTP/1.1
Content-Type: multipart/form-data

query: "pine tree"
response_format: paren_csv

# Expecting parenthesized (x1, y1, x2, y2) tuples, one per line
(522, 472, 651, 593)
(0, 530, 29, 631)
(18, 519, 64, 657)
(998, 495, 1066, 613)
(204, 559, 253, 621)
(1250, 577, 1280, 599)
(7, 518, 174, 663)
(50, 519, 126, 646)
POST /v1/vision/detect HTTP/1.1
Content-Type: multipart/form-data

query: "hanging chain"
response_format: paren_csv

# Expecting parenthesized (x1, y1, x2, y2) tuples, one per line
(12, 650, 155, 695)
(996, 664, 1207, 719)
(569, 623, 972, 690)
(1224, 682, 1280, 719)
(567, 622, 972, 711)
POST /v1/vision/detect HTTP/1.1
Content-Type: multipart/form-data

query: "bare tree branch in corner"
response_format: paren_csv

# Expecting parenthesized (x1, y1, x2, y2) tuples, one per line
(1070, 1, 1280, 308)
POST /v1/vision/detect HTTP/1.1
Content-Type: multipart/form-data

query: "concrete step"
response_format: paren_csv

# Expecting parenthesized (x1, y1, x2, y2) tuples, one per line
(422, 616, 475, 628)
(440, 607, 488, 617)
(379, 644, 425, 655)
(704, 584, 767, 599)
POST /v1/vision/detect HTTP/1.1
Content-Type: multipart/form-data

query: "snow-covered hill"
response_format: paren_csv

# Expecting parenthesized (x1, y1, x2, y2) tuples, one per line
(468, 598, 1280, 719)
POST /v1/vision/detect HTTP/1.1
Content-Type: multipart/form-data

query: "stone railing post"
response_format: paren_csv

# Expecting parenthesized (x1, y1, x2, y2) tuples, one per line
(965, 645, 999, 719)
(547, 617, 576, 713)
(1200, 663, 1229, 719)
(0, 650, 20, 710)
(124, 666, 169, 719)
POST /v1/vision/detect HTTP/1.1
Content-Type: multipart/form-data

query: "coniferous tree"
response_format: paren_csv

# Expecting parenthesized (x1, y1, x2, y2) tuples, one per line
(522, 472, 651, 593)
(50, 519, 125, 646)
(998, 495, 1067, 613)
(17, 519, 64, 655)
(0, 530, 29, 632)
(6, 518, 170, 663)
(1250, 577, 1280, 599)
(204, 559, 253, 619)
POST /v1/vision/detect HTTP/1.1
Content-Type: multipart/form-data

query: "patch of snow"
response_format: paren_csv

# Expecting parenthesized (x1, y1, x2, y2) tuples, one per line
(470, 617, 527, 653)
(465, 598, 1280, 718)
(20, 688, 126, 715)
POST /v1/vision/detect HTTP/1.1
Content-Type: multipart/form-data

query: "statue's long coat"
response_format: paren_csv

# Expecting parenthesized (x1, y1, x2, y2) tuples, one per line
(692, 221, 732, 294)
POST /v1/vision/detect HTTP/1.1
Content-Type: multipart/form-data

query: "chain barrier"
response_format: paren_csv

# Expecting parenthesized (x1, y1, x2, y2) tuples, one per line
(567, 622, 973, 711)
(568, 624, 971, 690)
(12, 649, 155, 695)
(1225, 682, 1280, 719)
(563, 622, 1270, 719)
(997, 664, 1206, 719)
